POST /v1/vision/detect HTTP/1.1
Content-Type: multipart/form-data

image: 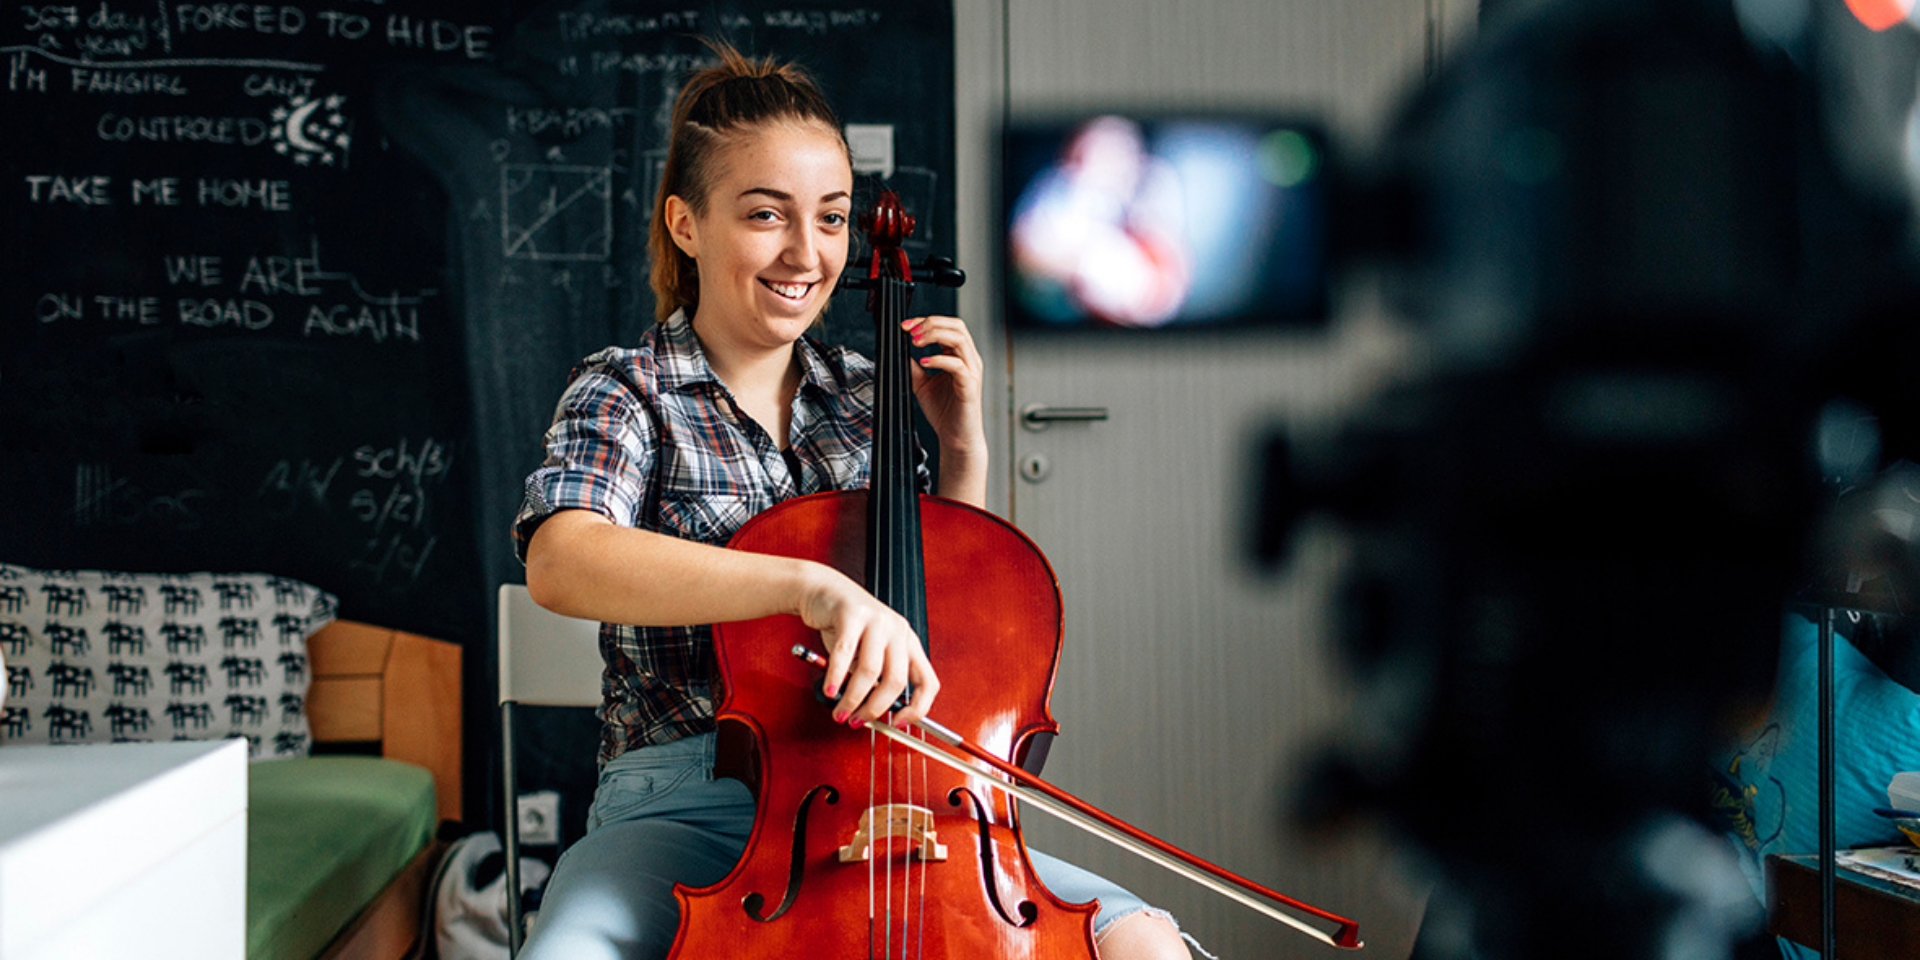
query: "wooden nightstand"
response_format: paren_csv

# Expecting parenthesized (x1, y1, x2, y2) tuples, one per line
(1767, 852, 1920, 960)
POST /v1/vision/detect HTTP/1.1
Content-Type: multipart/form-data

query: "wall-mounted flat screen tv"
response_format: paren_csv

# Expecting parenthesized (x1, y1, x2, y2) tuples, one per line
(1002, 113, 1330, 331)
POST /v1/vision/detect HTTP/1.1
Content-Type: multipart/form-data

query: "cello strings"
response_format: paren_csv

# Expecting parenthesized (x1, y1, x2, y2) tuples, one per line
(905, 279, 925, 960)
(915, 730, 929, 960)
(879, 273, 903, 960)
(896, 278, 911, 960)
(894, 275, 925, 959)
(893, 276, 913, 959)
(865, 256, 929, 957)
(883, 277, 896, 959)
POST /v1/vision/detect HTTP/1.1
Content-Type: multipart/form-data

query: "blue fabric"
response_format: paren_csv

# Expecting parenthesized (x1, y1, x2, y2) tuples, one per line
(517, 733, 1155, 960)
(1711, 613, 1920, 958)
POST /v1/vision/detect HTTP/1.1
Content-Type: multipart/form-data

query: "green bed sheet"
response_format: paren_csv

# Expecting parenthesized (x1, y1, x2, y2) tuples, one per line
(247, 756, 437, 960)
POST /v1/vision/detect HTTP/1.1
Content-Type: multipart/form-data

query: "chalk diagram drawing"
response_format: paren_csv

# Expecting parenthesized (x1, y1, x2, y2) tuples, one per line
(268, 93, 352, 167)
(501, 164, 614, 261)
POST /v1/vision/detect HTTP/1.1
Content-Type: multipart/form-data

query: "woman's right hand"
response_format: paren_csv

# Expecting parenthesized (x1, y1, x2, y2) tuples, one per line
(796, 565, 941, 728)
(527, 512, 940, 726)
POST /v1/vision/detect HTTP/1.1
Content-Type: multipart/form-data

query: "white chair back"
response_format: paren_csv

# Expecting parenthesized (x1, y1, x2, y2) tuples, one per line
(497, 582, 604, 956)
(497, 583, 603, 707)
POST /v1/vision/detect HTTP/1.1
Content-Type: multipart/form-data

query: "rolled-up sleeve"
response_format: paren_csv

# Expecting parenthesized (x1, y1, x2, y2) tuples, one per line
(511, 365, 654, 563)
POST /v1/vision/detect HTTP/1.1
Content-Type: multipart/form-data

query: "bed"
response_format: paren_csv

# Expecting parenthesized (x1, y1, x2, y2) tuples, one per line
(0, 565, 462, 960)
(255, 619, 462, 960)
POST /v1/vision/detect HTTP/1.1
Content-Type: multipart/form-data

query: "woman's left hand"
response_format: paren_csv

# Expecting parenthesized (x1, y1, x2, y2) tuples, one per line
(902, 315, 986, 454)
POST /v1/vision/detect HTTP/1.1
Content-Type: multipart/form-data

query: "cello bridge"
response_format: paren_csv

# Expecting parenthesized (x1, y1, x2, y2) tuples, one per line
(837, 804, 948, 863)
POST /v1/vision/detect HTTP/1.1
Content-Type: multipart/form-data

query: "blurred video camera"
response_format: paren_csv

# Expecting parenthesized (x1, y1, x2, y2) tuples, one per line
(1261, 2, 1920, 958)
(1006, 1, 1920, 958)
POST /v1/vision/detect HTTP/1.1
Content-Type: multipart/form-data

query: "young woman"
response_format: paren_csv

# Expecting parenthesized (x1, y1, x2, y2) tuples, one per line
(512, 42, 1192, 960)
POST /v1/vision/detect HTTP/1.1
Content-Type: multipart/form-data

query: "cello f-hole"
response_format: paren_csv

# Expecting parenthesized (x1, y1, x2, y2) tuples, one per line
(743, 783, 840, 923)
(950, 787, 1039, 929)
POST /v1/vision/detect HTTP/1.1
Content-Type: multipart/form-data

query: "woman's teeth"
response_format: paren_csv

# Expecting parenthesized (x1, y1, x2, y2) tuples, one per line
(763, 280, 811, 300)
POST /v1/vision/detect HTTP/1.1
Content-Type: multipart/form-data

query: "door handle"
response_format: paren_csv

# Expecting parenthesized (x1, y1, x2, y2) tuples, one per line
(1020, 404, 1110, 432)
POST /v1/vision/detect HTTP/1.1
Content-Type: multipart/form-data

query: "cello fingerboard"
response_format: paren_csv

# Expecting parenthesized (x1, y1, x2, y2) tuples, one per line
(865, 272, 930, 643)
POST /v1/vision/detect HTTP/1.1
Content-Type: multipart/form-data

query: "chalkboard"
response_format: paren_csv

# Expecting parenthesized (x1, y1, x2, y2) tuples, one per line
(0, 1, 955, 642)
(0, 1, 956, 819)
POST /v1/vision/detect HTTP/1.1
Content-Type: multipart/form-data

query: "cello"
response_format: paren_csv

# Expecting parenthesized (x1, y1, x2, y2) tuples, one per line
(670, 192, 1359, 958)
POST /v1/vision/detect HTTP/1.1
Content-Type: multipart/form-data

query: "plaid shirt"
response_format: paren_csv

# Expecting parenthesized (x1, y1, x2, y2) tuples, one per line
(513, 309, 923, 762)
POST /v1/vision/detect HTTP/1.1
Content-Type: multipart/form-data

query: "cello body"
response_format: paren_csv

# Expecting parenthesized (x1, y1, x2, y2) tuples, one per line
(670, 490, 1101, 958)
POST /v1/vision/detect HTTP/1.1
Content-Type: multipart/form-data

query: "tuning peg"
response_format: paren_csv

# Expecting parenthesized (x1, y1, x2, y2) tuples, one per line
(919, 256, 966, 289)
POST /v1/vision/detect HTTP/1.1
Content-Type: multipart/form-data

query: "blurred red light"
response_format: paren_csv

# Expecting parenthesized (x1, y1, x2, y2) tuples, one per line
(1845, 0, 1912, 31)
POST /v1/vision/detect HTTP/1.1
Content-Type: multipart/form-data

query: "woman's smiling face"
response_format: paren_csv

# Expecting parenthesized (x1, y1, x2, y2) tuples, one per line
(668, 119, 854, 353)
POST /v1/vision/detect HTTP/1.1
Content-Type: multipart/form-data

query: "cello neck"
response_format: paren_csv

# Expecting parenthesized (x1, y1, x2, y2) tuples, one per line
(850, 190, 967, 641)
(852, 190, 931, 639)
(864, 264, 929, 639)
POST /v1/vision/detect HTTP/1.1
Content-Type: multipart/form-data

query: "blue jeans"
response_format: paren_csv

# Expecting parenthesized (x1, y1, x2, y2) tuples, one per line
(517, 733, 1166, 960)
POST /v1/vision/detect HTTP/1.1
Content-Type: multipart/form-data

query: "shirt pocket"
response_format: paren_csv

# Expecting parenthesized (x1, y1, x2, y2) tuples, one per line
(654, 492, 758, 545)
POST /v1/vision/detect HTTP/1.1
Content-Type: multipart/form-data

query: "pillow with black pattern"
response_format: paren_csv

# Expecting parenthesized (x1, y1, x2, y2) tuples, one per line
(0, 564, 337, 759)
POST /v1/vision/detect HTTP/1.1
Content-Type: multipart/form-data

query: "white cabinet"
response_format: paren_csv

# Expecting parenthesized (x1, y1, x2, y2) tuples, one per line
(0, 739, 247, 960)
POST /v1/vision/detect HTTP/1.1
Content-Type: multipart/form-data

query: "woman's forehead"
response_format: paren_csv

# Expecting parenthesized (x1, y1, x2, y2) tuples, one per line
(708, 119, 852, 198)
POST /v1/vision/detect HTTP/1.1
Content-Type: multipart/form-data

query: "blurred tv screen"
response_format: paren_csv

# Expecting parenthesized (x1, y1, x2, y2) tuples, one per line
(1001, 114, 1330, 331)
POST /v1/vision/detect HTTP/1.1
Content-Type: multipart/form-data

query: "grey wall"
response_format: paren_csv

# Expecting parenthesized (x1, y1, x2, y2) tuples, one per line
(948, 2, 1478, 957)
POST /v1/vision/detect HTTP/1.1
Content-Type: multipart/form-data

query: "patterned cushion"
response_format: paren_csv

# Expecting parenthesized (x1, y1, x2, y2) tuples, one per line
(0, 564, 337, 759)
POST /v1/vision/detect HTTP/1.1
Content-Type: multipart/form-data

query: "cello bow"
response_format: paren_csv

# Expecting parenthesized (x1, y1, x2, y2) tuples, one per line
(791, 645, 1364, 950)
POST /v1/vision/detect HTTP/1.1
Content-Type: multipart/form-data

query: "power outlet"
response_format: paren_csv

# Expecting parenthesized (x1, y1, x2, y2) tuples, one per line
(516, 790, 561, 846)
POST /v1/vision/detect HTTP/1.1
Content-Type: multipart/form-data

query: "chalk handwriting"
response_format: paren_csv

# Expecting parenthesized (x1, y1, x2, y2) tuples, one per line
(37, 239, 436, 343)
(349, 481, 423, 533)
(95, 295, 161, 324)
(381, 16, 491, 58)
(132, 177, 179, 203)
(177, 298, 272, 329)
(761, 9, 884, 35)
(70, 68, 187, 94)
(170, 6, 311, 36)
(164, 255, 223, 286)
(239, 252, 320, 295)
(73, 463, 205, 531)
(242, 72, 311, 99)
(36, 292, 82, 322)
(257, 439, 453, 586)
(302, 299, 420, 343)
(257, 457, 343, 515)
(198, 177, 291, 209)
(20, 7, 83, 32)
(8, 5, 493, 63)
(583, 51, 706, 78)
(0, 45, 324, 74)
(314, 12, 371, 39)
(97, 114, 271, 147)
(556, 11, 701, 43)
(9, 52, 48, 91)
(353, 436, 450, 485)
(16, 4, 171, 66)
(505, 105, 638, 138)
(24, 173, 112, 204)
(350, 533, 436, 585)
(21, 173, 287, 207)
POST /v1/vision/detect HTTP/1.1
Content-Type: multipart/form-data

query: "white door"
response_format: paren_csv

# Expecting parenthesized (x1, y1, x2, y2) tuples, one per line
(986, 2, 1476, 957)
